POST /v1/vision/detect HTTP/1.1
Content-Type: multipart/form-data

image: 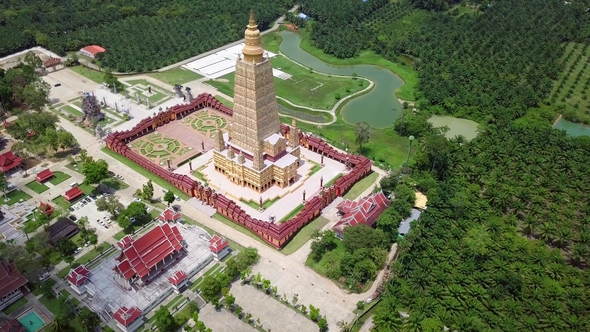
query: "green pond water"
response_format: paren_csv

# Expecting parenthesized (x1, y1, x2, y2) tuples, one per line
(279, 31, 404, 128)
(427, 115, 479, 141)
(18, 311, 45, 332)
(553, 118, 590, 137)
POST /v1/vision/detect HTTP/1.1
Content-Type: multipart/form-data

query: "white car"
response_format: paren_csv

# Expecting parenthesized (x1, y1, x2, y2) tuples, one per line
(133, 198, 142, 202)
(74, 247, 83, 255)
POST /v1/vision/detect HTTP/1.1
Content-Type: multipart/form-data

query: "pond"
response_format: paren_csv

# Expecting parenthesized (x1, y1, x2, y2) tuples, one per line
(427, 115, 479, 141)
(18, 310, 46, 332)
(553, 117, 590, 137)
(279, 31, 404, 128)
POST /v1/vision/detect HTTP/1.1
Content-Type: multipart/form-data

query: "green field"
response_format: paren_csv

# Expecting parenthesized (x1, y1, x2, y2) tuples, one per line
(305, 239, 346, 277)
(49, 171, 71, 185)
(277, 99, 332, 124)
(2, 190, 32, 206)
(281, 216, 331, 255)
(342, 172, 379, 200)
(62, 105, 84, 118)
(1, 297, 27, 315)
(550, 43, 590, 124)
(101, 177, 129, 190)
(148, 67, 202, 85)
(296, 29, 417, 102)
(214, 95, 234, 108)
(52, 196, 72, 209)
(208, 55, 366, 111)
(26, 180, 49, 194)
(69, 65, 105, 84)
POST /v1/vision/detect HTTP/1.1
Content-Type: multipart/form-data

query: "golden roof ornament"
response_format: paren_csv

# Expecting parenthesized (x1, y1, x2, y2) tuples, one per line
(242, 10, 264, 63)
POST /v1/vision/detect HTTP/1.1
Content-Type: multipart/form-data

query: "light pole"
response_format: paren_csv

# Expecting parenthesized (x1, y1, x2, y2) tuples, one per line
(405, 135, 415, 165)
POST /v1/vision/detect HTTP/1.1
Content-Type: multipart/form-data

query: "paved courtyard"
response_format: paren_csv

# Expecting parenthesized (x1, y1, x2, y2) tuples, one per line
(230, 283, 317, 332)
(198, 304, 255, 332)
(43, 68, 102, 104)
(177, 147, 346, 221)
(84, 224, 213, 316)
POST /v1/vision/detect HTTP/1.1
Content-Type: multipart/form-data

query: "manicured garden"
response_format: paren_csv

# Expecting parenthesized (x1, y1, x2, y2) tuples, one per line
(26, 180, 49, 194)
(49, 171, 71, 185)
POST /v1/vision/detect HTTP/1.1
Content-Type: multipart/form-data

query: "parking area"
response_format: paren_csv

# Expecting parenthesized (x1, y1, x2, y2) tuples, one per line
(67, 194, 120, 244)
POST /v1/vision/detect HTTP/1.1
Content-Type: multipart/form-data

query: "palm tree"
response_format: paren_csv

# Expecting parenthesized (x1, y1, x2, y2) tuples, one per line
(570, 243, 588, 266)
(337, 320, 352, 332)
(45, 314, 72, 332)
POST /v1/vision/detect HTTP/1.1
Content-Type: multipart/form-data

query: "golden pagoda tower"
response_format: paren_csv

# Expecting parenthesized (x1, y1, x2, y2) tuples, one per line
(212, 10, 301, 193)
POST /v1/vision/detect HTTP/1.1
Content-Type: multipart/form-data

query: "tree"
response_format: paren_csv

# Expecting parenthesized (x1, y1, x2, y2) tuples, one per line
(55, 237, 76, 257)
(78, 149, 88, 163)
(0, 172, 8, 201)
(200, 275, 222, 302)
(45, 314, 72, 332)
(57, 131, 77, 150)
(354, 121, 371, 153)
(318, 316, 328, 332)
(164, 190, 175, 206)
(78, 307, 101, 330)
(83, 159, 109, 185)
(142, 180, 154, 201)
(153, 306, 177, 332)
(310, 230, 338, 261)
(309, 304, 320, 321)
(23, 51, 43, 69)
(225, 292, 236, 308)
(0, 241, 44, 281)
(96, 195, 124, 218)
(343, 224, 388, 253)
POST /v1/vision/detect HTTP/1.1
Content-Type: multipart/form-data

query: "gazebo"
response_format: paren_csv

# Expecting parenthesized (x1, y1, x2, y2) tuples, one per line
(63, 187, 83, 202)
(158, 207, 181, 223)
(36, 169, 54, 183)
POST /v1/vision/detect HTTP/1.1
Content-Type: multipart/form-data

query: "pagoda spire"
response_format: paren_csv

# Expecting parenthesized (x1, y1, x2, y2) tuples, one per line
(242, 10, 264, 63)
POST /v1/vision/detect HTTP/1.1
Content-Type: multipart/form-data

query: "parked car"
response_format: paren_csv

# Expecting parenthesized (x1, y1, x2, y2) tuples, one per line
(68, 207, 74, 212)
(74, 247, 83, 255)
(38, 272, 50, 282)
(108, 171, 115, 176)
(89, 194, 97, 199)
(133, 198, 141, 202)
(69, 215, 77, 221)
(117, 175, 124, 180)
(54, 83, 61, 87)
(84, 241, 90, 247)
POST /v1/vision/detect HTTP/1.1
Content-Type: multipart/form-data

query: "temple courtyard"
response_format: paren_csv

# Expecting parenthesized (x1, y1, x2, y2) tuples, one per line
(83, 225, 213, 317)
(175, 146, 347, 222)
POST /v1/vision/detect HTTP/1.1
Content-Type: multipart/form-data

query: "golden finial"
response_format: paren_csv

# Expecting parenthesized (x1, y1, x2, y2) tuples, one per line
(249, 9, 256, 26)
(242, 9, 264, 63)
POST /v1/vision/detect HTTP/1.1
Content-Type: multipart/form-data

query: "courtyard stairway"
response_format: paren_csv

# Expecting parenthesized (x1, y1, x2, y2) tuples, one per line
(186, 198, 216, 217)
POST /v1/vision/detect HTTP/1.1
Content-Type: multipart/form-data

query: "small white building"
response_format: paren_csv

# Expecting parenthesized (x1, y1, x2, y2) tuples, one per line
(113, 306, 143, 332)
(80, 45, 105, 59)
(208, 235, 230, 261)
(168, 270, 188, 294)
(66, 265, 90, 295)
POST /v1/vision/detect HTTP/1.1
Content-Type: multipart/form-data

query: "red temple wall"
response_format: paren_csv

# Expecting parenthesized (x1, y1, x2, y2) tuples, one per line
(105, 93, 373, 248)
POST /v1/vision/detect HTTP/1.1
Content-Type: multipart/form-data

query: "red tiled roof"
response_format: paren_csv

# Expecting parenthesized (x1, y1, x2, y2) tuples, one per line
(158, 207, 181, 222)
(168, 270, 187, 286)
(208, 235, 229, 254)
(64, 187, 83, 201)
(332, 192, 389, 236)
(43, 57, 61, 68)
(66, 265, 90, 287)
(81, 45, 105, 55)
(0, 319, 24, 332)
(0, 260, 28, 298)
(36, 169, 54, 182)
(113, 306, 142, 327)
(0, 151, 21, 172)
(117, 235, 133, 250)
(114, 224, 184, 280)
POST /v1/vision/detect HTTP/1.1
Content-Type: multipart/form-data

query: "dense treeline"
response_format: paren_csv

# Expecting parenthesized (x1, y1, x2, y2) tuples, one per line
(301, 0, 590, 121)
(0, 0, 292, 71)
(371, 125, 590, 331)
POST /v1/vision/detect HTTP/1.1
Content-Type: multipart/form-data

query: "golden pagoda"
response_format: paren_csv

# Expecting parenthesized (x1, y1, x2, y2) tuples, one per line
(212, 10, 300, 193)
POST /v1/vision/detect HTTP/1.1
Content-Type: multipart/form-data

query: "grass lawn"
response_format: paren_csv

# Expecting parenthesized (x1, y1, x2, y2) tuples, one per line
(101, 177, 129, 190)
(66, 162, 85, 174)
(295, 28, 417, 101)
(207, 55, 366, 111)
(23, 214, 44, 233)
(281, 216, 331, 255)
(26, 180, 49, 194)
(148, 67, 202, 85)
(62, 105, 83, 118)
(343, 172, 379, 200)
(75, 242, 111, 265)
(32, 279, 56, 296)
(279, 204, 304, 222)
(240, 196, 279, 210)
(212, 213, 274, 248)
(38, 295, 62, 315)
(52, 196, 71, 210)
(214, 95, 234, 108)
(57, 266, 71, 279)
(2, 190, 32, 206)
(69, 65, 104, 84)
(305, 239, 346, 277)
(102, 147, 190, 200)
(49, 171, 71, 185)
(1, 297, 27, 315)
(277, 99, 332, 124)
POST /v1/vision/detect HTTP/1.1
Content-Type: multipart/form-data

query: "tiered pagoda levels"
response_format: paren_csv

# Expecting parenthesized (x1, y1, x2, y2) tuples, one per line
(212, 11, 301, 193)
